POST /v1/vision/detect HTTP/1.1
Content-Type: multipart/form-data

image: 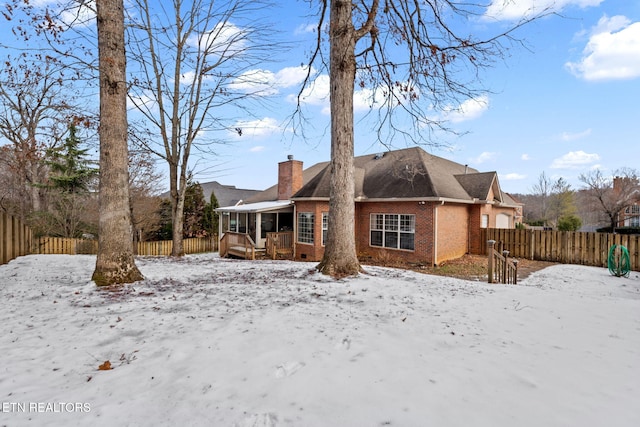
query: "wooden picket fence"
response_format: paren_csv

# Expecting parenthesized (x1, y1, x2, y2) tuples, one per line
(1, 213, 33, 266)
(34, 236, 218, 256)
(480, 228, 640, 271)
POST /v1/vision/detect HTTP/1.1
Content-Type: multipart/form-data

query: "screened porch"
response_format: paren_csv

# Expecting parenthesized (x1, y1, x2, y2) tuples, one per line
(216, 201, 295, 258)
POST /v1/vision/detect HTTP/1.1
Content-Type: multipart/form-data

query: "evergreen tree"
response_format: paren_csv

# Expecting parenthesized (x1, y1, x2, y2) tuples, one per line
(154, 199, 173, 241)
(46, 124, 98, 193)
(202, 191, 219, 237)
(35, 124, 99, 238)
(183, 180, 206, 238)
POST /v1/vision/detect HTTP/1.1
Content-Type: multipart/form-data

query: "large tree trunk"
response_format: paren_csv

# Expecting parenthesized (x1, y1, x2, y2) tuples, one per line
(317, 0, 362, 277)
(92, 0, 143, 286)
(170, 180, 186, 257)
(169, 165, 187, 257)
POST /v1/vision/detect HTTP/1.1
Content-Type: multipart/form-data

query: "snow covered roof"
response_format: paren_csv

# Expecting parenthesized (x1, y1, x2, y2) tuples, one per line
(215, 200, 292, 213)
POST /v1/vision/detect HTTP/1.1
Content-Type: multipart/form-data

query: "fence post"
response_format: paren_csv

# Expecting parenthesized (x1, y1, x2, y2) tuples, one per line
(487, 240, 496, 283)
(502, 250, 510, 284)
(1, 212, 6, 265)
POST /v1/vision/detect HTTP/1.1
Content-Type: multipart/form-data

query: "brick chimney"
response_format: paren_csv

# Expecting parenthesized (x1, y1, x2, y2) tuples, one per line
(613, 176, 622, 195)
(277, 155, 303, 200)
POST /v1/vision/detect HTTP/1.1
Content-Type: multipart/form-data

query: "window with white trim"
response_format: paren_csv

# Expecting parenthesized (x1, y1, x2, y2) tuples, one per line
(322, 212, 328, 246)
(370, 214, 415, 250)
(481, 214, 489, 228)
(625, 205, 640, 227)
(297, 212, 314, 244)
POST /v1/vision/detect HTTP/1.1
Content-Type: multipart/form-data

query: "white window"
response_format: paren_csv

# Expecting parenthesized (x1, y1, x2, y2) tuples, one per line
(370, 214, 415, 250)
(624, 205, 640, 227)
(481, 214, 489, 228)
(322, 212, 328, 246)
(297, 213, 314, 244)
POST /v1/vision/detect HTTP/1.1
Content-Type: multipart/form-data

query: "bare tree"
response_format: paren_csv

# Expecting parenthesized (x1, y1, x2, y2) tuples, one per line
(129, 149, 164, 243)
(91, 0, 143, 286)
(126, 0, 278, 256)
(528, 171, 552, 225)
(300, 1, 548, 276)
(0, 54, 73, 218)
(579, 168, 640, 231)
(547, 177, 576, 229)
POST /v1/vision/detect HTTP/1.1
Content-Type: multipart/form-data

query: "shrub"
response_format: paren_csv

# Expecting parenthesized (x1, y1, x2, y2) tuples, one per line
(558, 215, 582, 231)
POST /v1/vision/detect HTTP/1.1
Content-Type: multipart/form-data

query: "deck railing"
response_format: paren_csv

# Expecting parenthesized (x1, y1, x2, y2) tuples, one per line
(487, 240, 518, 284)
(265, 231, 294, 260)
(220, 232, 256, 260)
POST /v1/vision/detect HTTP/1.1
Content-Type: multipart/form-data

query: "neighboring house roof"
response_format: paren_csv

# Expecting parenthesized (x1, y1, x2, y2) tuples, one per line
(503, 192, 524, 208)
(162, 181, 261, 207)
(199, 181, 261, 207)
(293, 147, 513, 204)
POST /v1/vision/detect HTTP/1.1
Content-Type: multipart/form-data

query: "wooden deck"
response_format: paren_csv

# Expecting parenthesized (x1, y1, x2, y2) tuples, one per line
(220, 232, 256, 260)
(219, 231, 294, 260)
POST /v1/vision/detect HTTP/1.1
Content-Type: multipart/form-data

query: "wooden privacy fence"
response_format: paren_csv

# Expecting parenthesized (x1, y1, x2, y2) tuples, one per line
(37, 237, 99, 254)
(480, 228, 640, 271)
(1, 213, 33, 266)
(34, 236, 217, 256)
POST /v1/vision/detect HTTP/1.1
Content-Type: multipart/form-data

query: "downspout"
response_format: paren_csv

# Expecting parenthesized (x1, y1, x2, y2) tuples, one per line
(292, 201, 297, 259)
(433, 200, 445, 266)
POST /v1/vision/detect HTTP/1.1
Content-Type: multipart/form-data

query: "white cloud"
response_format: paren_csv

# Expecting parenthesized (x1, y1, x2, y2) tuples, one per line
(250, 146, 266, 152)
(180, 71, 197, 85)
(470, 151, 497, 164)
(443, 95, 490, 123)
(287, 74, 331, 114)
(565, 16, 640, 81)
(501, 173, 527, 181)
(484, 0, 602, 21)
(294, 23, 318, 35)
(550, 150, 600, 169)
(128, 91, 158, 112)
(231, 117, 282, 138)
(188, 22, 248, 57)
(521, 154, 531, 161)
(232, 66, 313, 95)
(60, 2, 96, 27)
(229, 70, 281, 95)
(560, 128, 592, 141)
(275, 67, 313, 88)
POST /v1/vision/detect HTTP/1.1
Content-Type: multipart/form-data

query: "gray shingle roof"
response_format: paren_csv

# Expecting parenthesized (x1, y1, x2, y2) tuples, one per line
(454, 172, 497, 201)
(233, 147, 516, 205)
(293, 147, 498, 202)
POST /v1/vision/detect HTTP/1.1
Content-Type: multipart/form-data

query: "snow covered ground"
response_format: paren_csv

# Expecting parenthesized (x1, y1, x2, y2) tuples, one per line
(0, 253, 639, 427)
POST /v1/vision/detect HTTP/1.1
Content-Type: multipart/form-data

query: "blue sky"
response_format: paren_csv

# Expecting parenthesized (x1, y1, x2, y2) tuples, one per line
(1, 0, 639, 195)
(208, 0, 640, 195)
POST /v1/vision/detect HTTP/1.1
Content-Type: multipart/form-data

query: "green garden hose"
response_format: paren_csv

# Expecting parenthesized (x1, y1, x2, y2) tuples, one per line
(608, 244, 631, 278)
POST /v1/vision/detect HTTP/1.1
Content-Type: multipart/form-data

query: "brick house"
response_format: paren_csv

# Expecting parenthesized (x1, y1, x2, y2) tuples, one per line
(613, 176, 640, 228)
(216, 147, 520, 265)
